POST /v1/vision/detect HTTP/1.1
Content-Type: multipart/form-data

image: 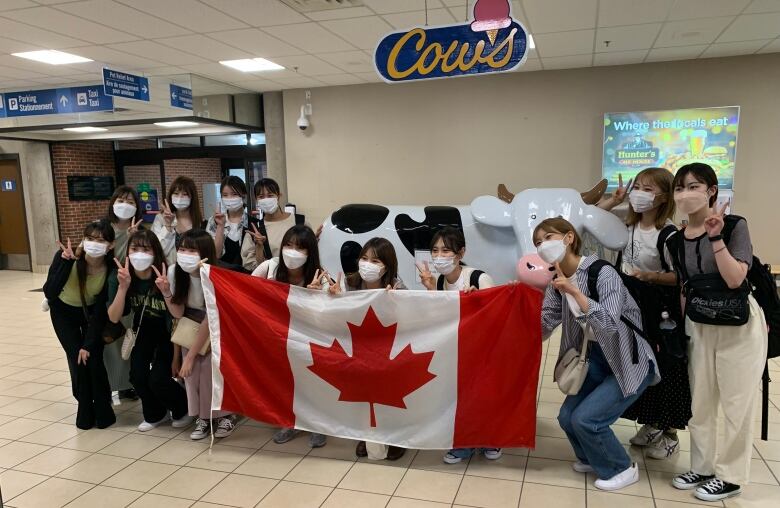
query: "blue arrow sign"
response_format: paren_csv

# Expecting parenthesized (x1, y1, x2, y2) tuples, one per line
(1, 86, 113, 117)
(103, 67, 150, 102)
(169, 84, 192, 110)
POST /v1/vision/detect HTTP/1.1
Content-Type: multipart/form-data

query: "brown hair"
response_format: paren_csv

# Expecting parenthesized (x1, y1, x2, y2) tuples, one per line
(533, 218, 582, 255)
(107, 185, 143, 223)
(347, 237, 399, 289)
(626, 167, 676, 229)
(167, 176, 202, 228)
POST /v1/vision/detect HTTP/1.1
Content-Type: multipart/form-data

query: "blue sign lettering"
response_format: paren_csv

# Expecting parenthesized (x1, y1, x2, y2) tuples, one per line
(169, 84, 192, 110)
(1, 86, 113, 117)
(103, 68, 150, 102)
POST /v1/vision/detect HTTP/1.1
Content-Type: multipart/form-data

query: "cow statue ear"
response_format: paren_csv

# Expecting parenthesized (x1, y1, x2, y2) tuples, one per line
(470, 196, 512, 228)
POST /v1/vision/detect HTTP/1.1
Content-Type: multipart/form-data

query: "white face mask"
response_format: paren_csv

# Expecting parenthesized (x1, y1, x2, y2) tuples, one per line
(432, 256, 456, 275)
(171, 196, 190, 210)
(628, 190, 656, 213)
(177, 253, 201, 274)
(83, 240, 108, 258)
(222, 196, 244, 212)
(358, 260, 385, 283)
(282, 247, 307, 269)
(256, 197, 279, 214)
(537, 239, 567, 265)
(113, 202, 137, 220)
(128, 252, 154, 271)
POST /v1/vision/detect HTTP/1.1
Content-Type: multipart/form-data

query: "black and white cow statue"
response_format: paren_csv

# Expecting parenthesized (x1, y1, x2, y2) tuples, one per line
(318, 180, 628, 290)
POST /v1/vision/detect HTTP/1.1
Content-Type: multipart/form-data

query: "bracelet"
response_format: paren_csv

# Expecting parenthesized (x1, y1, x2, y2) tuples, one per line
(163, 293, 173, 299)
(708, 234, 723, 242)
(713, 246, 727, 255)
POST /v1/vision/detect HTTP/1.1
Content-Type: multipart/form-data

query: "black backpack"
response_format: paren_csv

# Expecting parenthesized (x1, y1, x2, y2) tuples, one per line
(250, 213, 306, 260)
(437, 269, 484, 290)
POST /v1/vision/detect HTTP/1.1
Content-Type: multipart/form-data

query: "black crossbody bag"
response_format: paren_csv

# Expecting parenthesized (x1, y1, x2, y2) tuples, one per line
(676, 234, 750, 326)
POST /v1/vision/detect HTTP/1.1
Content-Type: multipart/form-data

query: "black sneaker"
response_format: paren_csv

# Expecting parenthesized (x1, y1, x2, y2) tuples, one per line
(672, 471, 716, 490)
(118, 389, 138, 401)
(695, 478, 741, 501)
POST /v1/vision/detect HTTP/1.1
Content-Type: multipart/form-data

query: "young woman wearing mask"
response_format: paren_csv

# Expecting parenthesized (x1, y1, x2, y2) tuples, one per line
(44, 219, 116, 429)
(329, 237, 407, 461)
(535, 217, 658, 492)
(600, 168, 690, 460)
(153, 176, 202, 266)
(668, 163, 767, 502)
(207, 176, 249, 268)
(415, 227, 500, 464)
(107, 230, 190, 432)
(251, 225, 331, 448)
(241, 178, 307, 272)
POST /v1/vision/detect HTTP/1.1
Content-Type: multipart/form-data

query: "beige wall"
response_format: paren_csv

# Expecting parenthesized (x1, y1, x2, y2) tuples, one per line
(283, 53, 780, 263)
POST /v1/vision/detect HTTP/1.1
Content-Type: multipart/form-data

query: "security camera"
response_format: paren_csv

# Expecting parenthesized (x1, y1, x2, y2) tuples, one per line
(297, 105, 309, 131)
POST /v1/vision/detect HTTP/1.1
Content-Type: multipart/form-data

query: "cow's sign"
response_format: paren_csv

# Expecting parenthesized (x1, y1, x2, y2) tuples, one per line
(374, 0, 528, 83)
(318, 180, 629, 290)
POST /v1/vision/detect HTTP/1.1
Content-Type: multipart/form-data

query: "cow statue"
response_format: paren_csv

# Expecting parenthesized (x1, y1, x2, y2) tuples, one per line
(317, 180, 628, 290)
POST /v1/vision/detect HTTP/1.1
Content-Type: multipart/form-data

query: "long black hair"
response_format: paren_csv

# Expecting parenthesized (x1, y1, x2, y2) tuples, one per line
(275, 225, 320, 286)
(76, 219, 115, 308)
(125, 229, 166, 295)
(171, 229, 216, 306)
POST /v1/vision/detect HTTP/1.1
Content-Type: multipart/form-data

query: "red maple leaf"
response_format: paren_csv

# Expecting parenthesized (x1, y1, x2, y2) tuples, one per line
(307, 306, 437, 427)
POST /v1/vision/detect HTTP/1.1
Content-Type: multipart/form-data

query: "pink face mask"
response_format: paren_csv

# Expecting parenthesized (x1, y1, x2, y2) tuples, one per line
(675, 190, 709, 215)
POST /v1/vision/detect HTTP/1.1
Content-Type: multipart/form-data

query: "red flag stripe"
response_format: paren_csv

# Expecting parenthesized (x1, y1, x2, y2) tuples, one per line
(210, 267, 296, 427)
(453, 284, 543, 449)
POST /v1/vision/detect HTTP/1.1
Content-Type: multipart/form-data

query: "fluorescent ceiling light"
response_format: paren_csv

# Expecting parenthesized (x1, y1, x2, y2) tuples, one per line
(154, 121, 200, 127)
(528, 34, 535, 49)
(63, 126, 107, 133)
(219, 58, 284, 72)
(13, 50, 92, 65)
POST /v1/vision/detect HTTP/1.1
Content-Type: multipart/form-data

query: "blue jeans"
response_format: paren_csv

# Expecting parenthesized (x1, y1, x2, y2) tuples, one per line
(557, 343, 654, 480)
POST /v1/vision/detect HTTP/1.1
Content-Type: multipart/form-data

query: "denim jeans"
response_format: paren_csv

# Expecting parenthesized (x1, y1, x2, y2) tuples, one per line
(557, 343, 654, 480)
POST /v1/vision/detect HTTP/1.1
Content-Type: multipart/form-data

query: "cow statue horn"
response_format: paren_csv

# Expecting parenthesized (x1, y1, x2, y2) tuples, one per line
(580, 179, 608, 205)
(497, 184, 515, 203)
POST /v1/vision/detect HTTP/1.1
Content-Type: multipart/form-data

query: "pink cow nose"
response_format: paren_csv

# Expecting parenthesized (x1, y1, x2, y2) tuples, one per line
(516, 254, 555, 290)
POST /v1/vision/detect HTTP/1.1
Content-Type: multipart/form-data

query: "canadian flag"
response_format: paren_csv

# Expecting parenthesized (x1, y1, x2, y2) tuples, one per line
(202, 265, 542, 450)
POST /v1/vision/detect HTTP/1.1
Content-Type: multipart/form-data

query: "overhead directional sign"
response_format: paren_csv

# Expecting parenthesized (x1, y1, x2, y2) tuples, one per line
(169, 84, 192, 110)
(0, 86, 113, 118)
(102, 67, 150, 102)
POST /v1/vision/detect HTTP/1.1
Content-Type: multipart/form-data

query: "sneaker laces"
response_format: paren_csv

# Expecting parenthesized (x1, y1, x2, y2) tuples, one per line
(218, 416, 235, 430)
(194, 419, 208, 432)
(700, 478, 725, 493)
(679, 471, 702, 483)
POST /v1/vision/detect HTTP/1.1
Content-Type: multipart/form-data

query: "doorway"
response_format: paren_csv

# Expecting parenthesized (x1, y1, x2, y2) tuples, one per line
(0, 155, 31, 270)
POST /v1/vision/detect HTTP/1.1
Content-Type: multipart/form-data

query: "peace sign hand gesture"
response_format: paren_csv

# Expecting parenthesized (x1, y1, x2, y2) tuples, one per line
(551, 263, 578, 296)
(416, 261, 436, 290)
(213, 203, 226, 228)
(248, 223, 266, 246)
(128, 217, 140, 235)
(162, 199, 175, 227)
(613, 173, 627, 204)
(58, 238, 75, 260)
(307, 269, 325, 290)
(152, 263, 170, 296)
(114, 257, 131, 290)
(326, 272, 342, 295)
(704, 201, 729, 237)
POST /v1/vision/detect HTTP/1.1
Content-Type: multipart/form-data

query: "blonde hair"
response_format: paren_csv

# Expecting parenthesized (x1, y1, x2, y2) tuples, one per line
(626, 167, 675, 229)
(533, 218, 582, 255)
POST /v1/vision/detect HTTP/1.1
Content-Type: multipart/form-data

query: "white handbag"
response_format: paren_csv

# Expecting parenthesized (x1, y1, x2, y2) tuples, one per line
(554, 326, 592, 396)
(121, 296, 148, 361)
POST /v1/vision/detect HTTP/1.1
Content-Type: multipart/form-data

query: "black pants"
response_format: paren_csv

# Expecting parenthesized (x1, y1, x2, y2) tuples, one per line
(129, 325, 188, 423)
(50, 301, 115, 429)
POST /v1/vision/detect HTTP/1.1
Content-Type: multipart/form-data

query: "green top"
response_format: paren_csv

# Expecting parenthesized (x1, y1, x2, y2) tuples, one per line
(59, 263, 107, 307)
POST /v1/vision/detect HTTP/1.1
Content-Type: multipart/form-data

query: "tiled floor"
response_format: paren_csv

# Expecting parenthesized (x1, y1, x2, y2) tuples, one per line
(1, 270, 779, 507)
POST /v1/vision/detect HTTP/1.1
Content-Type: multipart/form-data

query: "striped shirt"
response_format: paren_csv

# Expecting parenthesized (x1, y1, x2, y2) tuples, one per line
(542, 255, 659, 397)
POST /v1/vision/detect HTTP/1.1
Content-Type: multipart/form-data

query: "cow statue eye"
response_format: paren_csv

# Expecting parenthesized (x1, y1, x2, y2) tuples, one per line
(530, 214, 537, 220)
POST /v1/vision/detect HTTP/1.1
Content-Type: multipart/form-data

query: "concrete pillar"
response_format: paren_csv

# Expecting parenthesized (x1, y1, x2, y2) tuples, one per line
(263, 92, 288, 201)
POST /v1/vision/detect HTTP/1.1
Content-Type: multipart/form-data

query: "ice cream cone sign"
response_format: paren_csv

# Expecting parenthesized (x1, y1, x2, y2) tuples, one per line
(471, 0, 512, 45)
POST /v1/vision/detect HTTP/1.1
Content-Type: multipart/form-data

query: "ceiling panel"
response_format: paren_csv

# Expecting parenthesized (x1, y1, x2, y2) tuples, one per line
(362, 0, 444, 14)
(0, 1, 36, 10)
(593, 50, 648, 66)
(0, 35, 44, 54)
(0, 17, 89, 48)
(315, 73, 365, 85)
(264, 22, 356, 53)
(200, 0, 308, 27)
(58, 1, 193, 39)
(522, 0, 598, 33)
(319, 17, 394, 50)
(645, 44, 708, 61)
(654, 17, 733, 47)
(8, 7, 139, 44)
(534, 30, 595, 58)
(70, 45, 168, 70)
(595, 23, 662, 52)
(717, 12, 780, 42)
(0, 64, 48, 79)
(270, 54, 343, 76)
(701, 39, 770, 57)
(115, 0, 248, 32)
(306, 7, 375, 21)
(516, 56, 542, 71)
(238, 79, 282, 92)
(315, 50, 376, 73)
(382, 9, 457, 30)
(598, 0, 673, 27)
(757, 37, 780, 52)
(744, 0, 780, 13)
(207, 28, 305, 58)
(269, 75, 327, 88)
(668, 0, 750, 20)
(541, 54, 593, 70)
(108, 40, 210, 65)
(156, 34, 252, 61)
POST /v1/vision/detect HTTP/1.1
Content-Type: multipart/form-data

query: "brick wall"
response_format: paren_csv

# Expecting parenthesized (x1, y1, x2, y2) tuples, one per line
(164, 158, 222, 222)
(51, 141, 116, 242)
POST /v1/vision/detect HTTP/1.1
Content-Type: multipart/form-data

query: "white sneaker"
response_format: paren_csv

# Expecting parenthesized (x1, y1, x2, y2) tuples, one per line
(172, 414, 194, 429)
(646, 433, 680, 460)
(190, 418, 209, 440)
(138, 414, 170, 432)
(630, 425, 663, 447)
(572, 461, 594, 473)
(483, 448, 502, 460)
(594, 463, 639, 491)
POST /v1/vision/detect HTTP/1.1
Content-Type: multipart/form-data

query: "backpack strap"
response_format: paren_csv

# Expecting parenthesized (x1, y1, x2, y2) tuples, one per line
(295, 213, 305, 226)
(469, 269, 484, 290)
(587, 260, 641, 364)
(722, 214, 744, 245)
(436, 274, 445, 291)
(656, 224, 678, 273)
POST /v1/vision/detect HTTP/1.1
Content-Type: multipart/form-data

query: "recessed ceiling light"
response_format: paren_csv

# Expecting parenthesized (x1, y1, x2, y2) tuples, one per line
(528, 34, 535, 49)
(219, 58, 284, 72)
(154, 121, 200, 127)
(13, 50, 92, 65)
(63, 126, 107, 133)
